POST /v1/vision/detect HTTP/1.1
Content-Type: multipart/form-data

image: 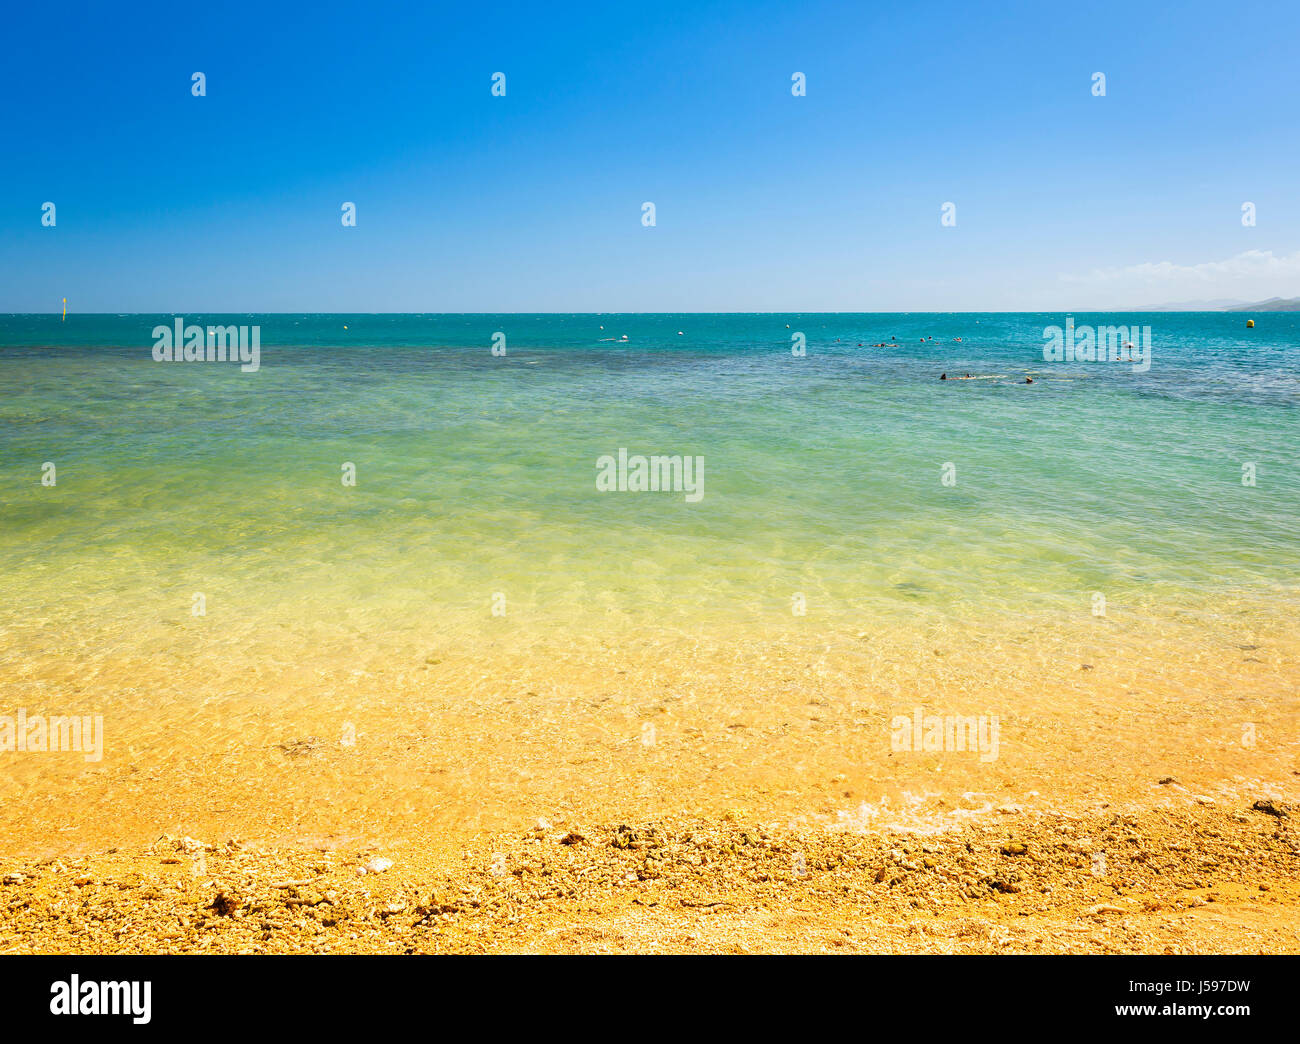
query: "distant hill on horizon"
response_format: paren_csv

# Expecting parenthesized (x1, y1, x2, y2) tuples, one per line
(1224, 297, 1300, 311)
(1126, 296, 1300, 311)
(1132, 298, 1249, 311)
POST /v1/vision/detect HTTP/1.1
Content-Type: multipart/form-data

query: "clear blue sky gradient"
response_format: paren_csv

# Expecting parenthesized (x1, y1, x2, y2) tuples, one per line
(3, 0, 1298, 311)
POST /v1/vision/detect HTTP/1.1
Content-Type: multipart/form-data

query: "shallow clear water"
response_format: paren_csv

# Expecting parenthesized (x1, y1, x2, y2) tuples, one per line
(2, 312, 1298, 852)
(1, 312, 1297, 643)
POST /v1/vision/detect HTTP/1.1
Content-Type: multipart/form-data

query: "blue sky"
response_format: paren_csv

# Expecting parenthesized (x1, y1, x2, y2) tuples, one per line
(3, 0, 1298, 311)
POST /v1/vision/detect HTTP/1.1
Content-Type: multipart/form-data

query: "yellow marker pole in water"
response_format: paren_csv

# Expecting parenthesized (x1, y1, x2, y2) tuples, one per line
(62, 297, 67, 321)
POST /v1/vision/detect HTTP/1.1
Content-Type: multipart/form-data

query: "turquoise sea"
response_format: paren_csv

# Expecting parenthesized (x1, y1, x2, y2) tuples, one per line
(1, 312, 1297, 645)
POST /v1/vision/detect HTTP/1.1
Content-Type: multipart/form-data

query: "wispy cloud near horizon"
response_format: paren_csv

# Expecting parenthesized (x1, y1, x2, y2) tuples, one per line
(1060, 249, 1300, 307)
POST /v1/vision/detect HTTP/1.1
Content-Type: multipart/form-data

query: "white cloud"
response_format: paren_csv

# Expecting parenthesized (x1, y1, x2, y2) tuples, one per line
(1059, 249, 1300, 304)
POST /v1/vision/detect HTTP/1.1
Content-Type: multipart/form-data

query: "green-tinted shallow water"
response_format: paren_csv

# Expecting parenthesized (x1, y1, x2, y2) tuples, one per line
(1, 313, 1297, 642)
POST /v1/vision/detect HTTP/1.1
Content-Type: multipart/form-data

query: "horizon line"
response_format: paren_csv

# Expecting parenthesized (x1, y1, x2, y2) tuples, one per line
(2, 308, 1287, 317)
